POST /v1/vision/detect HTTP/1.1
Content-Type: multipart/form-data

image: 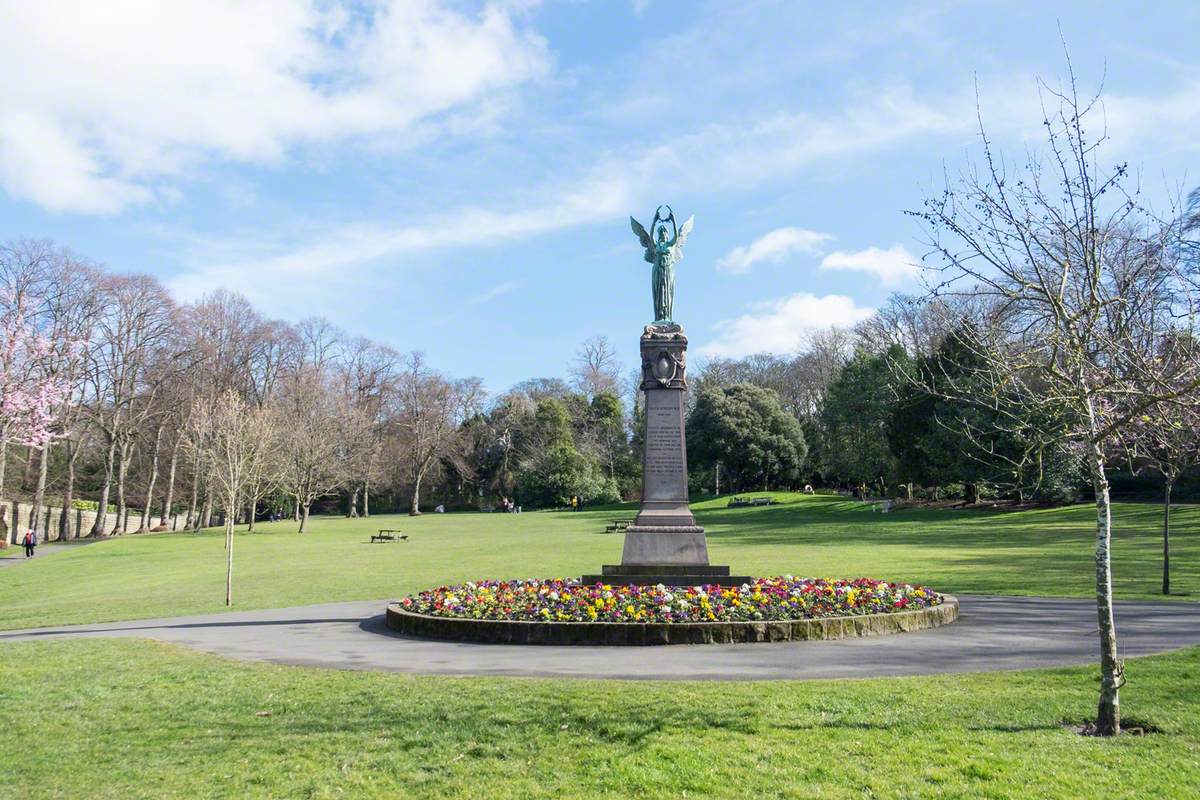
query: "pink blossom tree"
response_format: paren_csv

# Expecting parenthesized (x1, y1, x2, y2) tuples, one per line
(0, 289, 71, 541)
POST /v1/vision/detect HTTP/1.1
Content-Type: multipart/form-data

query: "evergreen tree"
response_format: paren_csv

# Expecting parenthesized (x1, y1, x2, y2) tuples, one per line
(687, 383, 807, 492)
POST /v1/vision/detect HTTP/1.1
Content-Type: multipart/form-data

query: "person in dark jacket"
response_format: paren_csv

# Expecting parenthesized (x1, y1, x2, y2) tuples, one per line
(23, 528, 37, 558)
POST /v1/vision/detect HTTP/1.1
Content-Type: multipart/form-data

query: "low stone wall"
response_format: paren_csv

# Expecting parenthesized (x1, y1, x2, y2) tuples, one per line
(0, 499, 178, 543)
(386, 595, 959, 646)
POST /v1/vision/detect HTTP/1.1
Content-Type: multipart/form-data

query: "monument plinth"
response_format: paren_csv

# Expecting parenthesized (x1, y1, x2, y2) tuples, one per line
(583, 323, 750, 587)
(623, 324, 704, 555)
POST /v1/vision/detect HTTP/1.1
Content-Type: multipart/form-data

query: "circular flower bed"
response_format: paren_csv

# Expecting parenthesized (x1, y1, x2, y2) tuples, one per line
(399, 576, 943, 624)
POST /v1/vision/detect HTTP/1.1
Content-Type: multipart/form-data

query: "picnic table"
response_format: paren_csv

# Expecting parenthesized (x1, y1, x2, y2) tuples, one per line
(727, 496, 774, 508)
(371, 529, 408, 543)
(604, 519, 635, 533)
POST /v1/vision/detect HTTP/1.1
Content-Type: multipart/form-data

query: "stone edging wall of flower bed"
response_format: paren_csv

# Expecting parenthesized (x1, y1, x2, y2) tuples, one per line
(385, 595, 958, 646)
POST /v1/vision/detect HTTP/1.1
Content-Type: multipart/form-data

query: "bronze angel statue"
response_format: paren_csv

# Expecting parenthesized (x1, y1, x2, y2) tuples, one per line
(631, 205, 694, 324)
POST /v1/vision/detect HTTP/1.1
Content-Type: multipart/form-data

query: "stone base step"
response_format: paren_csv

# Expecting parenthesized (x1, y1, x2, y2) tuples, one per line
(600, 564, 729, 576)
(580, 564, 753, 587)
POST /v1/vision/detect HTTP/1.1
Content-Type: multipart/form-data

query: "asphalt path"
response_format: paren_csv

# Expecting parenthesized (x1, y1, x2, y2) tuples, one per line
(0, 540, 99, 567)
(4, 595, 1199, 680)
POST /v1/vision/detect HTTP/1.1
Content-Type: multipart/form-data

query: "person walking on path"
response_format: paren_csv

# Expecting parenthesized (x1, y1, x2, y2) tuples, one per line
(23, 528, 37, 558)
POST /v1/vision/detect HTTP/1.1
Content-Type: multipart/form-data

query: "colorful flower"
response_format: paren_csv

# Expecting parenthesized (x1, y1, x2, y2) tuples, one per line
(401, 577, 943, 624)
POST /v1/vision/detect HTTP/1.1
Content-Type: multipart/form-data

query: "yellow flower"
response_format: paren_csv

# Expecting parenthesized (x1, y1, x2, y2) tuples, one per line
(625, 605, 635, 615)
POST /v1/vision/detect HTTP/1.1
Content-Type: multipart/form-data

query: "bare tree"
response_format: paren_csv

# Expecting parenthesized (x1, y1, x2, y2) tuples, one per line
(1117, 356, 1200, 595)
(570, 334, 622, 399)
(339, 338, 398, 518)
(84, 274, 176, 536)
(191, 390, 274, 605)
(392, 353, 482, 515)
(908, 70, 1200, 735)
(273, 369, 354, 533)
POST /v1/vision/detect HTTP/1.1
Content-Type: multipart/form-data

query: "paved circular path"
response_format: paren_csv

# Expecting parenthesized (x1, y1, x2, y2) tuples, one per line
(3, 595, 1199, 680)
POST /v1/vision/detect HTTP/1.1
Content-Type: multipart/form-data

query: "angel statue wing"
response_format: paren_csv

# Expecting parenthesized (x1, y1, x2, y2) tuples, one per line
(671, 215, 695, 259)
(630, 216, 655, 263)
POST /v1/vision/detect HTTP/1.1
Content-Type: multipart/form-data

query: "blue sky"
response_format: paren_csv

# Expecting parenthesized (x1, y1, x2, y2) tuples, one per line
(2, 0, 1198, 392)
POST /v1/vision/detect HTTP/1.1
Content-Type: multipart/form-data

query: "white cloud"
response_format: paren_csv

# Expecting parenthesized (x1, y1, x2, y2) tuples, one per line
(468, 280, 522, 305)
(819, 244, 919, 286)
(716, 227, 833, 274)
(162, 78, 1125, 310)
(0, 1, 549, 213)
(1101, 83, 1200, 156)
(168, 86, 964, 303)
(698, 293, 874, 358)
(168, 169, 637, 305)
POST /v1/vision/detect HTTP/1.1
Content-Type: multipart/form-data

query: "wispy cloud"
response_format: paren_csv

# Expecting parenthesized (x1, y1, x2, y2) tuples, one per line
(698, 293, 874, 358)
(166, 67, 1200, 311)
(716, 227, 833, 274)
(468, 279, 522, 305)
(167, 168, 637, 305)
(168, 86, 973, 304)
(819, 244, 919, 286)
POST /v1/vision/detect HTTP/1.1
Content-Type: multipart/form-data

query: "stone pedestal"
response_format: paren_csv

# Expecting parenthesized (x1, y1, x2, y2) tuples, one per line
(582, 323, 743, 587)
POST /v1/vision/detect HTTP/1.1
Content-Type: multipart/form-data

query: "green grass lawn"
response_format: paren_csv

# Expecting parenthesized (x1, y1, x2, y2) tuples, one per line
(0, 493, 1195, 631)
(2, 495, 1198, 798)
(1, 637, 1198, 799)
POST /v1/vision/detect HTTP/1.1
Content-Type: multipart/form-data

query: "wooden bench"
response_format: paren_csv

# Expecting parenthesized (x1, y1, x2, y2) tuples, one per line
(371, 530, 408, 543)
(604, 519, 635, 533)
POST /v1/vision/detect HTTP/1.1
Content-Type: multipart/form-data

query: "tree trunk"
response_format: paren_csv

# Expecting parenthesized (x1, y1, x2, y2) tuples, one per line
(161, 436, 179, 525)
(140, 423, 165, 531)
(299, 502, 311, 533)
(59, 439, 80, 541)
(115, 437, 132, 534)
(201, 492, 213, 529)
(347, 487, 359, 518)
(293, 496, 300, 522)
(410, 476, 422, 516)
(90, 435, 118, 537)
(1087, 441, 1121, 736)
(1162, 479, 1173, 596)
(21, 444, 34, 491)
(186, 459, 200, 531)
(31, 443, 50, 540)
(363, 480, 370, 518)
(225, 512, 234, 606)
(0, 438, 11, 544)
(246, 490, 257, 532)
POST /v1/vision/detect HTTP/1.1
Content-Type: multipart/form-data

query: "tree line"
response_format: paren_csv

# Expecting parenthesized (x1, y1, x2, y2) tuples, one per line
(0, 251, 672, 534)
